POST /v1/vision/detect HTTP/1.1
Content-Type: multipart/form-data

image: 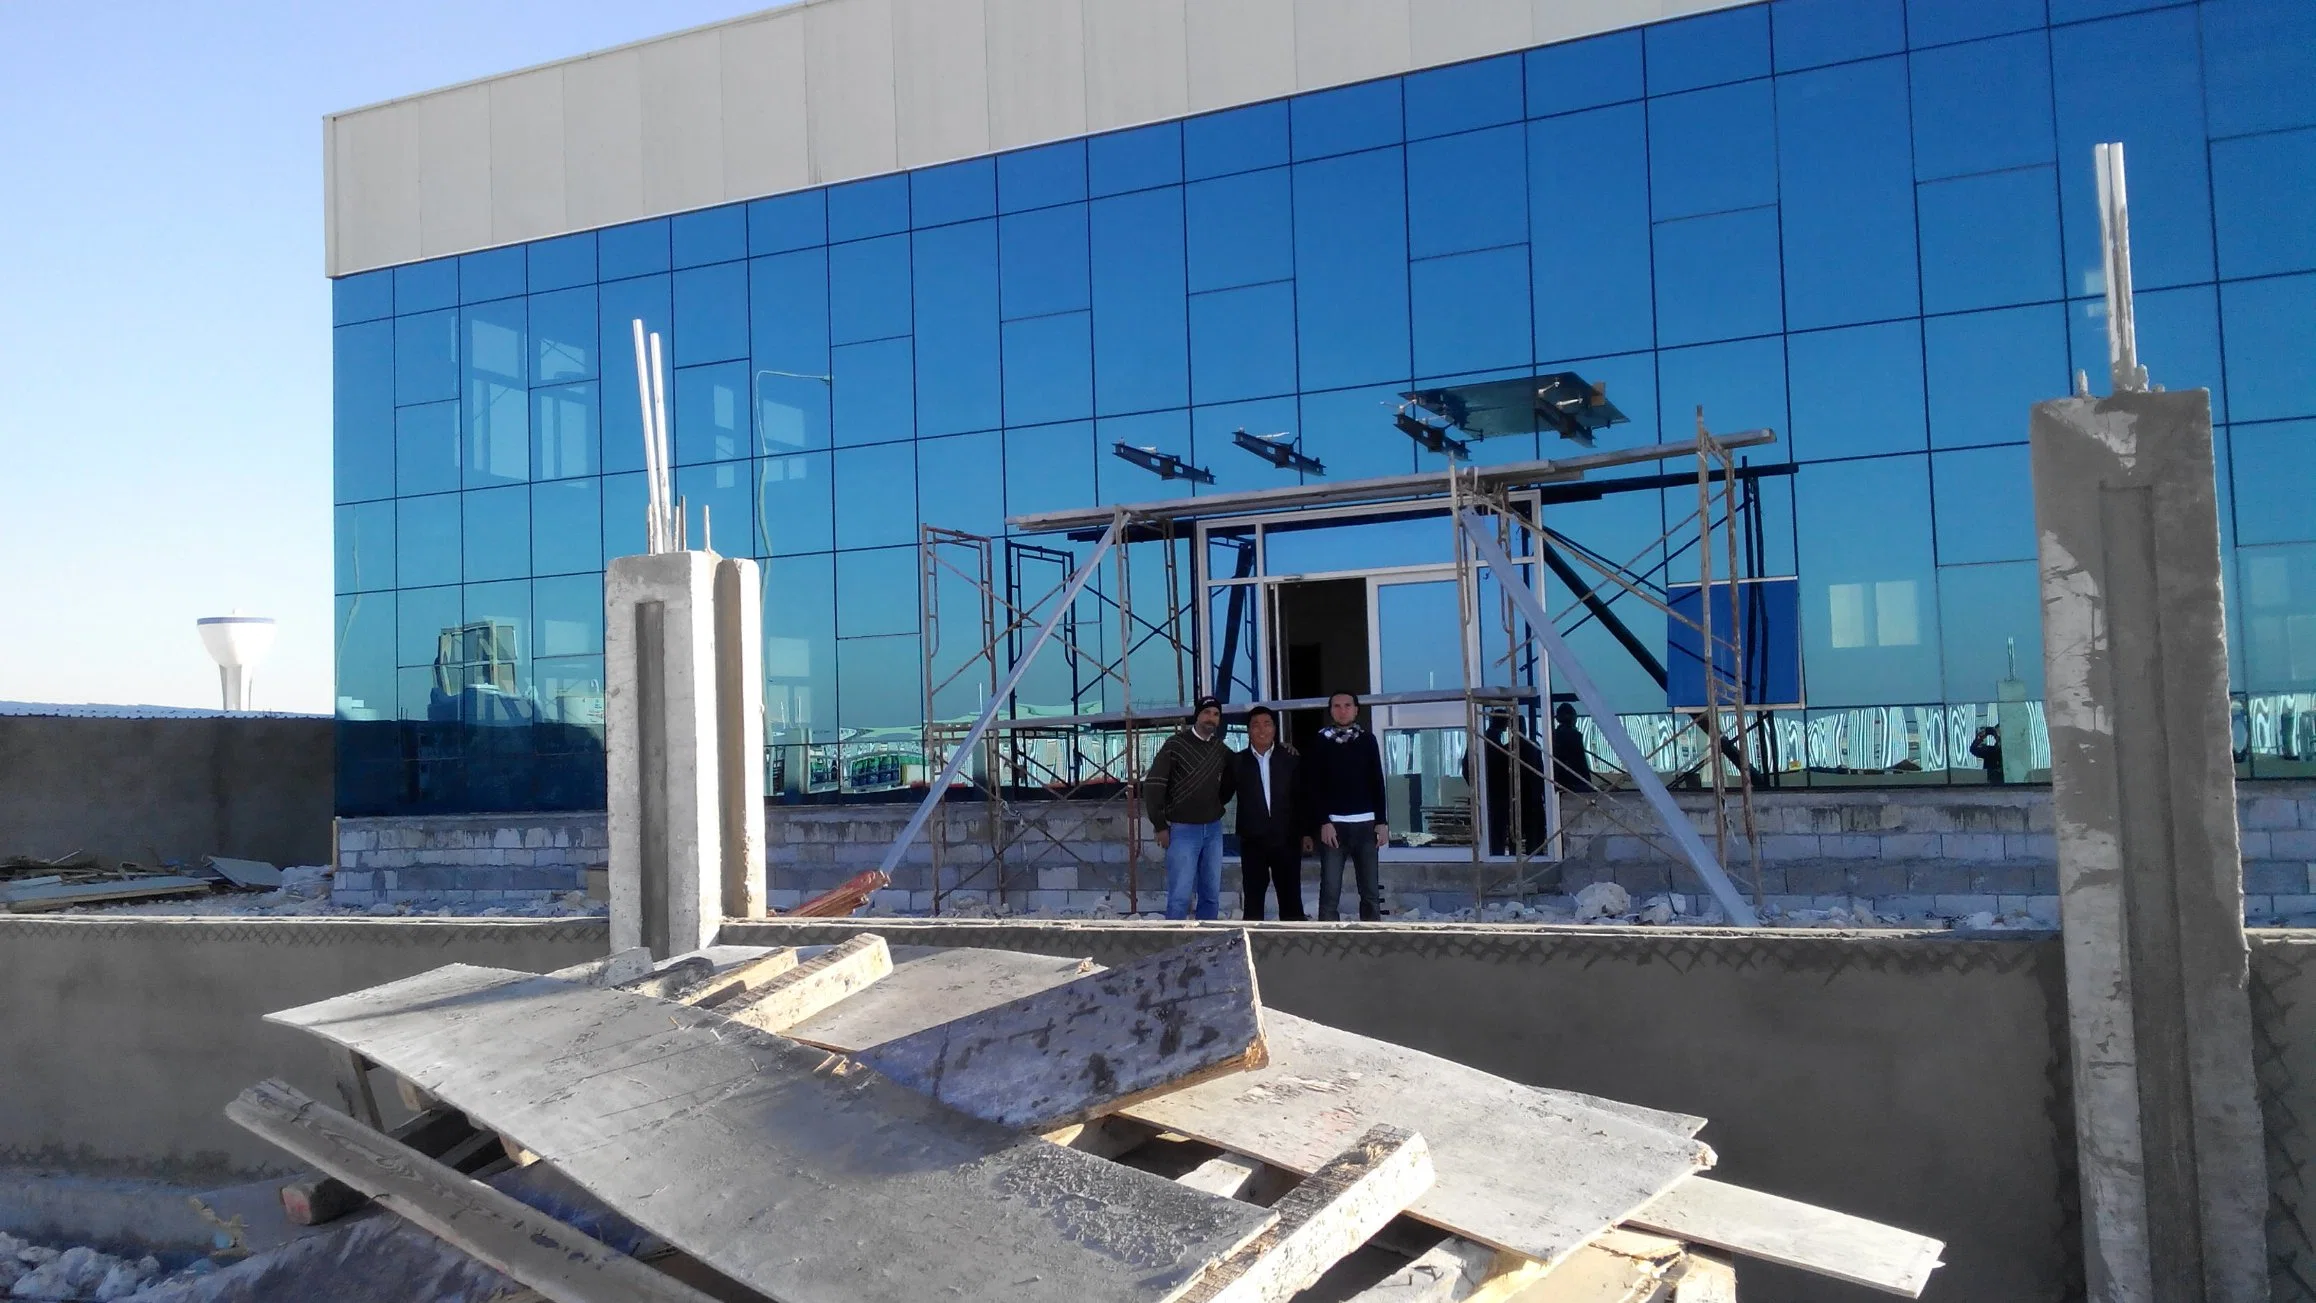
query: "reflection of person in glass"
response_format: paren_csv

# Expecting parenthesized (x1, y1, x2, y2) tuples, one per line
(1550, 702, 1596, 793)
(1480, 714, 1548, 856)
(1969, 724, 2005, 785)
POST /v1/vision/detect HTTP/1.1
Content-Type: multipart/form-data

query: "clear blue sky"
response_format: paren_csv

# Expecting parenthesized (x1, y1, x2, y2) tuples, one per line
(0, 1, 783, 713)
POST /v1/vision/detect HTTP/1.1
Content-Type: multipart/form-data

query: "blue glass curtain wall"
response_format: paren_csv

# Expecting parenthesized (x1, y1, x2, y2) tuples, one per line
(332, 0, 2316, 814)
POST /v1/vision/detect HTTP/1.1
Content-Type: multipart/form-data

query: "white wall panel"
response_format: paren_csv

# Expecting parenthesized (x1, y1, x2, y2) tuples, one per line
(490, 69, 567, 245)
(804, 0, 899, 182)
(1292, 0, 1410, 91)
(331, 107, 422, 273)
(416, 84, 492, 259)
(1083, 0, 1188, 133)
(562, 53, 647, 234)
(1184, 0, 1296, 113)
(985, 0, 1086, 151)
(1410, 0, 1534, 68)
(721, 14, 813, 202)
(641, 30, 726, 216)
(892, 0, 990, 169)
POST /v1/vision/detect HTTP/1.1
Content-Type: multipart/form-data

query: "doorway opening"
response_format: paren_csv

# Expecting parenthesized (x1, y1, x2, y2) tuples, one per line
(1271, 577, 1369, 751)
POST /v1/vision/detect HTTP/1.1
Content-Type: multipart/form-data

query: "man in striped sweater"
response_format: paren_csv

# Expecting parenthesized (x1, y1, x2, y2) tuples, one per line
(1145, 695, 1237, 920)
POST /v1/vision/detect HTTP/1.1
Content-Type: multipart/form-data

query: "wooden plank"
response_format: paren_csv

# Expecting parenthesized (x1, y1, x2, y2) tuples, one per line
(228, 1078, 719, 1303)
(1343, 1237, 1550, 1303)
(1178, 1154, 1263, 1201)
(332, 1047, 385, 1131)
(661, 947, 797, 1008)
(1045, 1115, 1162, 1160)
(786, 948, 1708, 1268)
(1629, 1176, 1938, 1297)
(544, 947, 656, 988)
(723, 935, 894, 1034)
(268, 964, 1277, 1303)
(2, 875, 211, 911)
(280, 1105, 480, 1225)
(1183, 1125, 1433, 1303)
(852, 931, 1269, 1131)
(1668, 1252, 1735, 1302)
(1513, 1232, 1683, 1303)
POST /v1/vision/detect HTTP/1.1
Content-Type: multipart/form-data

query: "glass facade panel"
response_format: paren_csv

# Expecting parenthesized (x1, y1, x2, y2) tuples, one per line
(1184, 103, 1288, 181)
(1794, 454, 1941, 707)
(1925, 304, 2070, 448)
(1290, 81, 1403, 161)
(1788, 321, 1928, 460)
(1090, 123, 1182, 197)
(1407, 126, 1525, 258)
(1000, 206, 1090, 317)
(2221, 274, 2316, 423)
(395, 401, 460, 498)
(750, 191, 826, 253)
(1187, 168, 1291, 292)
(1777, 58, 1919, 329)
(758, 452, 834, 556)
(533, 383, 599, 480)
(828, 175, 910, 241)
(1526, 30, 1641, 118)
(833, 441, 919, 550)
(1653, 207, 1783, 346)
(1644, 6, 1769, 94)
(675, 459, 751, 555)
(1771, 0, 1904, 71)
(336, 501, 395, 593)
(460, 247, 525, 303)
(917, 432, 1005, 538)
(529, 233, 596, 292)
(599, 220, 670, 279)
(1412, 246, 1532, 376)
(829, 235, 912, 344)
(673, 262, 748, 364)
(1530, 106, 1653, 360)
(394, 309, 457, 404)
(672, 205, 747, 268)
(2231, 421, 2316, 547)
(1190, 283, 1298, 405)
(462, 485, 530, 582)
(1092, 190, 1191, 415)
(832, 336, 917, 444)
(1294, 148, 1410, 389)
(750, 248, 831, 452)
(1910, 32, 2056, 182)
(1406, 54, 1523, 140)
(463, 299, 528, 487)
(1001, 313, 1093, 425)
(530, 478, 600, 577)
(335, 321, 395, 503)
(1917, 167, 2065, 313)
(912, 220, 1003, 436)
(396, 495, 461, 592)
(672, 361, 749, 464)
(597, 275, 670, 474)
(2212, 128, 2316, 279)
(998, 141, 1087, 212)
(1648, 82, 1776, 221)
(2052, 10, 2216, 292)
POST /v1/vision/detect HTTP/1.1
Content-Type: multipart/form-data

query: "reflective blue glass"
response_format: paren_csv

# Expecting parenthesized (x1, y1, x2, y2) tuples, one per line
(2213, 128, 2316, 279)
(2203, 0, 2316, 137)
(335, 322, 395, 503)
(1290, 81, 1403, 161)
(602, 472, 646, 562)
(597, 275, 671, 474)
(530, 477, 600, 576)
(1190, 396, 1300, 494)
(999, 141, 1088, 212)
(462, 580, 530, 688)
(1909, 32, 2055, 182)
(1000, 206, 1090, 318)
(912, 220, 1002, 436)
(759, 451, 834, 555)
(459, 247, 525, 303)
(1906, 0, 2044, 46)
(2222, 274, 2316, 423)
(395, 401, 461, 498)
(673, 361, 750, 465)
(1931, 445, 2036, 564)
(395, 584, 461, 667)
(672, 205, 747, 268)
(533, 383, 599, 480)
(1412, 246, 1532, 376)
(1091, 191, 1190, 417)
(1925, 303, 2068, 448)
(2064, 285, 2227, 419)
(530, 287, 596, 385)
(1406, 54, 1523, 140)
(528, 233, 596, 292)
(838, 634, 922, 731)
(1186, 167, 1290, 292)
(394, 309, 458, 403)
(828, 175, 910, 241)
(1787, 320, 1928, 459)
(1407, 126, 1525, 257)
(832, 337, 916, 444)
(1539, 350, 1659, 446)
(1294, 148, 1411, 389)
(462, 485, 530, 581)
(533, 574, 604, 658)
(1097, 411, 1195, 507)
(336, 591, 396, 718)
(1772, 0, 1904, 71)
(599, 219, 671, 279)
(1649, 81, 1776, 220)
(676, 459, 752, 554)
(1793, 453, 1942, 706)
(396, 494, 462, 590)
(463, 299, 528, 487)
(336, 500, 395, 593)
(750, 249, 831, 452)
(1778, 58, 1919, 329)
(1645, 6, 1770, 95)
(1005, 421, 1097, 519)
(673, 262, 749, 364)
(1001, 312, 1093, 425)
(829, 234, 913, 343)
(2228, 421, 2316, 546)
(1090, 122, 1182, 196)
(1659, 337, 1787, 449)
(1917, 166, 2064, 313)
(1937, 561, 2043, 702)
(836, 547, 917, 637)
(395, 259, 457, 313)
(2051, 0, 2168, 20)
(1185, 102, 1289, 180)
(1300, 385, 1418, 482)
(1530, 106, 1653, 360)
(1526, 29, 1642, 118)
(2240, 543, 2316, 691)
(911, 158, 997, 227)
(2052, 10, 2213, 291)
(750, 190, 827, 254)
(1190, 282, 1298, 404)
(1653, 206, 1783, 346)
(763, 554, 837, 741)
(334, 270, 392, 325)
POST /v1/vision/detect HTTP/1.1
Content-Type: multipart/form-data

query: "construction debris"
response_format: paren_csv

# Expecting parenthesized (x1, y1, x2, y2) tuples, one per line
(202, 858, 282, 890)
(218, 934, 1944, 1302)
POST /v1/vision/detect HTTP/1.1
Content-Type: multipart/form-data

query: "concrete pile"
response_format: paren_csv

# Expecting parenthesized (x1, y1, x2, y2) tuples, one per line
(0, 1233, 202, 1302)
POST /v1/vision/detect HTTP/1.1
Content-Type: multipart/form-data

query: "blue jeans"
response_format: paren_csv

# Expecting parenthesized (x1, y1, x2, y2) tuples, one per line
(1163, 821, 1225, 920)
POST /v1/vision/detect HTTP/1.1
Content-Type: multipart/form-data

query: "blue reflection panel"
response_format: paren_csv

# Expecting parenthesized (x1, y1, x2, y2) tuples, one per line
(2202, 0, 2316, 137)
(672, 205, 747, 268)
(1665, 579, 1803, 708)
(1407, 126, 1526, 258)
(676, 460, 752, 554)
(2064, 286, 2227, 420)
(1001, 313, 1094, 425)
(829, 175, 910, 241)
(460, 247, 525, 303)
(1644, 6, 1769, 95)
(1659, 337, 1787, 446)
(1005, 421, 1097, 520)
(534, 384, 600, 480)
(829, 235, 913, 343)
(1648, 82, 1776, 221)
(1931, 445, 2036, 564)
(999, 141, 1088, 212)
(598, 275, 671, 475)
(836, 547, 918, 637)
(599, 220, 671, 279)
(1185, 103, 1289, 181)
(530, 478, 601, 577)
(1091, 190, 1190, 415)
(1917, 167, 2064, 314)
(335, 322, 395, 503)
(1653, 207, 1783, 346)
(534, 574, 605, 658)
(1925, 304, 2068, 449)
(1187, 168, 1292, 292)
(528, 233, 596, 292)
(1527, 30, 1642, 118)
(397, 495, 462, 591)
(2212, 128, 2316, 280)
(913, 220, 1003, 436)
(1291, 81, 1403, 161)
(396, 260, 457, 313)
(833, 337, 917, 444)
(674, 262, 749, 364)
(912, 158, 997, 227)
(394, 310, 458, 404)
(759, 452, 834, 555)
(530, 287, 597, 385)
(463, 300, 528, 487)
(336, 501, 396, 594)
(396, 584, 462, 668)
(1412, 247, 1532, 377)
(1091, 123, 1182, 197)
(1530, 106, 1653, 360)
(763, 554, 837, 739)
(2223, 274, 2316, 423)
(335, 270, 392, 325)
(1190, 283, 1298, 405)
(2232, 421, 2316, 546)
(999, 206, 1091, 318)
(395, 402, 461, 499)
(1406, 54, 1523, 140)
(2051, 10, 2214, 292)
(1936, 561, 2043, 703)
(1777, 58, 1918, 329)
(1909, 32, 2055, 182)
(673, 361, 749, 464)
(1793, 453, 1942, 707)
(1294, 148, 1411, 389)
(750, 191, 828, 254)
(1788, 321, 1928, 460)
(463, 486, 530, 582)
(751, 249, 832, 452)
(1771, 0, 1904, 71)
(602, 472, 646, 562)
(1905, 0, 2045, 46)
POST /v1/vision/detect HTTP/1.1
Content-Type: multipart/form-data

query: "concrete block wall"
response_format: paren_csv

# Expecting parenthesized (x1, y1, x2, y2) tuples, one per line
(332, 813, 601, 906)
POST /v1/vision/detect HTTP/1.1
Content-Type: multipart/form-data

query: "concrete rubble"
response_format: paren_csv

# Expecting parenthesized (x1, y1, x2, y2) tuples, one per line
(0, 1231, 219, 1302)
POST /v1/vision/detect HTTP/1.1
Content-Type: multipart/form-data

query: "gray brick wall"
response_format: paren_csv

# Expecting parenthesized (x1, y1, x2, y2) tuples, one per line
(333, 813, 602, 905)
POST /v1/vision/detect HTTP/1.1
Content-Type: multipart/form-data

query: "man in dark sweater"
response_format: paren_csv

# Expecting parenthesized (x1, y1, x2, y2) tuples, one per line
(1145, 695, 1236, 920)
(1299, 691, 1388, 921)
(1229, 705, 1306, 920)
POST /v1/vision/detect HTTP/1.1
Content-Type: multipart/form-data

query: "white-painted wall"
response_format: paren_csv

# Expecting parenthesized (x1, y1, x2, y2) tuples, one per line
(323, 0, 1748, 276)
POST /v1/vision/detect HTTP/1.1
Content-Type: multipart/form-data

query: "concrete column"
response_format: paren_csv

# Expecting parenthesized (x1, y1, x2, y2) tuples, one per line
(715, 556, 766, 920)
(604, 552, 724, 957)
(2031, 389, 2266, 1302)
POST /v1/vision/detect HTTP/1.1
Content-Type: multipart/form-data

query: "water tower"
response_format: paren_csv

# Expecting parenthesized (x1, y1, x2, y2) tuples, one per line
(197, 615, 276, 711)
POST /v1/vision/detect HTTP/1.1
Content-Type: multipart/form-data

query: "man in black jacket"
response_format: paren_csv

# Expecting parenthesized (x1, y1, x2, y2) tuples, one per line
(1145, 695, 1236, 920)
(1299, 691, 1389, 921)
(1229, 705, 1306, 921)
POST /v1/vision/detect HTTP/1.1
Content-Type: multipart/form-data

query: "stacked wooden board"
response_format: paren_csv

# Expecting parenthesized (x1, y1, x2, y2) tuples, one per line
(223, 932, 1945, 1303)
